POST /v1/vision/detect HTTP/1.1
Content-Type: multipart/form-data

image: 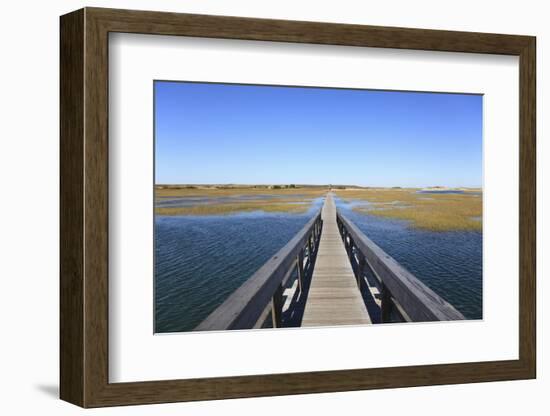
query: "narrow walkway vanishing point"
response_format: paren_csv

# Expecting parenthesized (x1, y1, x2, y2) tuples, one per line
(302, 194, 371, 326)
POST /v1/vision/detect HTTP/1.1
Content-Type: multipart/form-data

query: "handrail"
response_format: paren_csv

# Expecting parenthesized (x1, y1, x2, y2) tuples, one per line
(195, 210, 323, 331)
(336, 211, 465, 322)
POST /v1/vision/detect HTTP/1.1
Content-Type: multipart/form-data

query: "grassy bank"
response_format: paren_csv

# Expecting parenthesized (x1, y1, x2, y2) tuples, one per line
(156, 202, 312, 216)
(335, 188, 482, 231)
(155, 186, 328, 216)
(156, 186, 327, 198)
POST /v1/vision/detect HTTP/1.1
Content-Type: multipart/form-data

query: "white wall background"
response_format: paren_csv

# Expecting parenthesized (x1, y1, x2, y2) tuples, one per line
(0, 0, 545, 414)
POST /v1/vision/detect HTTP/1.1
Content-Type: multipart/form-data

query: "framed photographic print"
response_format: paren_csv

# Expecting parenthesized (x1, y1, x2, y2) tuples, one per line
(60, 7, 536, 407)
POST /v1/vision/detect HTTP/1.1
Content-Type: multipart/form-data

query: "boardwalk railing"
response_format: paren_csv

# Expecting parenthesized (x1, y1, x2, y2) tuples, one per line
(195, 210, 323, 331)
(336, 211, 465, 322)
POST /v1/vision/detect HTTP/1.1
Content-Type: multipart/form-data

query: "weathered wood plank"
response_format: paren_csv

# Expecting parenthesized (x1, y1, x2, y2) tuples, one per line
(302, 194, 371, 326)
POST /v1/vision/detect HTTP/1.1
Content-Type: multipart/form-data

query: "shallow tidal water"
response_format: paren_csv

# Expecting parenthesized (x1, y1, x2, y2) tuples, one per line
(155, 196, 482, 333)
(334, 197, 482, 320)
(155, 199, 323, 332)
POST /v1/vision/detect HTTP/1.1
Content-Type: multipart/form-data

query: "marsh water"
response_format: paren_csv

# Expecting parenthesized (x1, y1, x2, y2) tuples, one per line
(155, 198, 324, 332)
(334, 198, 482, 319)
(155, 195, 482, 333)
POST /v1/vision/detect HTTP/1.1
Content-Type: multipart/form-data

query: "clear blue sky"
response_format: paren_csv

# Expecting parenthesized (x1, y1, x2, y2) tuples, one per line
(155, 81, 482, 187)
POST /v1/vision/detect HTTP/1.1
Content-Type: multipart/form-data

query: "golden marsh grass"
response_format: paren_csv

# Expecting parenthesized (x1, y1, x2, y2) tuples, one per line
(335, 188, 482, 231)
(155, 186, 328, 216)
(156, 186, 327, 198)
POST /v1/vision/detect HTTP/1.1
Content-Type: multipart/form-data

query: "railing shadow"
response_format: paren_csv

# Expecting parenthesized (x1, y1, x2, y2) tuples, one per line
(348, 254, 382, 323)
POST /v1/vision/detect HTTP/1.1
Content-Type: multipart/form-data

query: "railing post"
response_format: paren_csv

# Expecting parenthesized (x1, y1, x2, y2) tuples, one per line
(313, 221, 317, 245)
(347, 236, 354, 257)
(297, 249, 304, 294)
(381, 283, 392, 323)
(317, 220, 320, 241)
(271, 283, 284, 328)
(357, 255, 366, 290)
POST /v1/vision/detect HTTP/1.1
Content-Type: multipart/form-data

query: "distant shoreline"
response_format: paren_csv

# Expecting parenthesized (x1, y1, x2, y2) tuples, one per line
(155, 184, 482, 191)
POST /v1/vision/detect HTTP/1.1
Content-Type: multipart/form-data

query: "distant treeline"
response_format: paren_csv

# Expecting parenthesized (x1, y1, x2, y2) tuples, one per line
(155, 184, 354, 189)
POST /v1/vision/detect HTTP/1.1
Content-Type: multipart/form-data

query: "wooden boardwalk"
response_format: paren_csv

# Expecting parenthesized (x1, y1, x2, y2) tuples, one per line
(301, 193, 371, 326)
(196, 192, 464, 331)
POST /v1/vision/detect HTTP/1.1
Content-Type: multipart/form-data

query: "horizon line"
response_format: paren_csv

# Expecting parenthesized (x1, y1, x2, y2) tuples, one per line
(155, 183, 483, 188)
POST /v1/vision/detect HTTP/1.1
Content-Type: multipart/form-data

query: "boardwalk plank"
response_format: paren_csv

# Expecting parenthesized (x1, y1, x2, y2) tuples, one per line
(302, 193, 371, 326)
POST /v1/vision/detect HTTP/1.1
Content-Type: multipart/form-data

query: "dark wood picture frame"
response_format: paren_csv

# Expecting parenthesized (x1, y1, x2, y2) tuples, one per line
(60, 7, 536, 408)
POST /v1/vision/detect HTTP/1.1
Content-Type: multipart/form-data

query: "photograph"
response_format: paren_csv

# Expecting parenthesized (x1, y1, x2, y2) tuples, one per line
(154, 81, 483, 333)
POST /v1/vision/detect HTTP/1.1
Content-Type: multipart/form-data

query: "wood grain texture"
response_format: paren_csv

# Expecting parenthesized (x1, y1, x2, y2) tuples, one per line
(87, 7, 532, 55)
(59, 8, 84, 406)
(59, 7, 536, 408)
(518, 38, 536, 376)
